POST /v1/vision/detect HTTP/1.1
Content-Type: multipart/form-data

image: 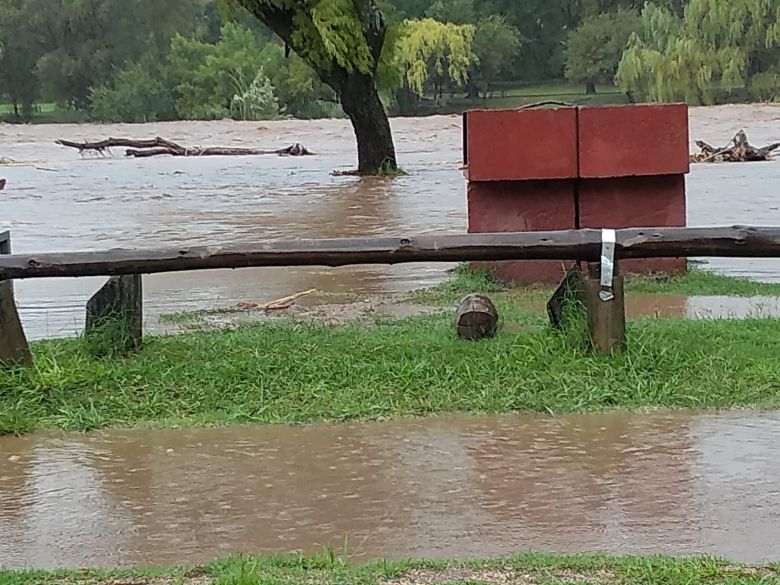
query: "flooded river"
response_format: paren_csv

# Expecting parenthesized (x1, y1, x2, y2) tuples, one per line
(2, 410, 780, 569)
(2, 104, 780, 339)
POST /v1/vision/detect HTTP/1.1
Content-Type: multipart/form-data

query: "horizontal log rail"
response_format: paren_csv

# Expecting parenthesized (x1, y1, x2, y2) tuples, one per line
(1, 225, 779, 280)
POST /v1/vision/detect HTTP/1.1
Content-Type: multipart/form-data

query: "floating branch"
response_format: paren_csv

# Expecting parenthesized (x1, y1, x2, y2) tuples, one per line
(56, 137, 312, 158)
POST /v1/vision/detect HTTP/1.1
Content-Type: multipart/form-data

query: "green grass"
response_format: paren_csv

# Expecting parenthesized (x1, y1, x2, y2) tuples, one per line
(493, 82, 621, 97)
(625, 267, 780, 296)
(2, 266, 780, 435)
(0, 82, 625, 125)
(411, 82, 629, 115)
(411, 264, 780, 307)
(0, 102, 89, 123)
(2, 553, 779, 585)
(0, 102, 56, 115)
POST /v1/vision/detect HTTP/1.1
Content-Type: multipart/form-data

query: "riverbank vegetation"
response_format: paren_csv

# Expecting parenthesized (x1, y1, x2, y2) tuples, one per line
(2, 268, 780, 436)
(2, 552, 778, 585)
(2, 0, 779, 126)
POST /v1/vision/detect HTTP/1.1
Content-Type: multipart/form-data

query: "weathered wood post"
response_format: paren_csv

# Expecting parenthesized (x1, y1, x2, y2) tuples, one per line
(456, 293, 499, 340)
(0, 231, 32, 367)
(583, 262, 626, 355)
(85, 274, 143, 356)
(547, 264, 586, 329)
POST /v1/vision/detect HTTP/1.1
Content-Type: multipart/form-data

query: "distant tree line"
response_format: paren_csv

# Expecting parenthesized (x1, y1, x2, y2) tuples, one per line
(0, 0, 778, 124)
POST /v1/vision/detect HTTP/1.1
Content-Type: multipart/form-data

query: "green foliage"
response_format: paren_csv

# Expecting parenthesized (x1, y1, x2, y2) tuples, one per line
(168, 22, 278, 120)
(0, 0, 41, 118)
(472, 15, 522, 92)
(617, 0, 780, 104)
(260, 43, 340, 118)
(308, 0, 374, 74)
(231, 0, 381, 77)
(424, 0, 477, 24)
(565, 10, 641, 89)
(230, 69, 281, 120)
(396, 18, 477, 97)
(748, 69, 780, 101)
(31, 0, 204, 109)
(88, 63, 176, 123)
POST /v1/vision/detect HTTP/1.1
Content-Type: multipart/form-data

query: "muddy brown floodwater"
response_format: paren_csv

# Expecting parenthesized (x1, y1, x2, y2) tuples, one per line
(2, 410, 780, 569)
(2, 104, 780, 339)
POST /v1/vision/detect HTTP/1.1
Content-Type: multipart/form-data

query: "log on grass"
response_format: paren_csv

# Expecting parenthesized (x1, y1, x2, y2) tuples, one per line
(456, 293, 499, 340)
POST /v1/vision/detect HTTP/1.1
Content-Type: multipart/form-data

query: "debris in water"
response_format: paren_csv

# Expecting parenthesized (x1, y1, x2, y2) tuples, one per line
(56, 137, 313, 159)
(236, 289, 317, 311)
(691, 130, 780, 163)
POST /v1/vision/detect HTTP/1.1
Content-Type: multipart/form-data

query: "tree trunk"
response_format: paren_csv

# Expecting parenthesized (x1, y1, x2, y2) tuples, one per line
(233, 0, 397, 175)
(586, 82, 597, 95)
(466, 81, 479, 100)
(340, 73, 397, 174)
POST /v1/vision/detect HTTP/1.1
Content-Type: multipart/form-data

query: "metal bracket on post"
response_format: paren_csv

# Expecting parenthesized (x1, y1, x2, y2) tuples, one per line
(599, 228, 616, 302)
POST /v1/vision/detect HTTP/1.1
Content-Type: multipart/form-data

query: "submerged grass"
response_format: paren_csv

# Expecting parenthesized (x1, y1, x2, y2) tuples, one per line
(2, 553, 779, 585)
(411, 263, 780, 307)
(2, 283, 780, 435)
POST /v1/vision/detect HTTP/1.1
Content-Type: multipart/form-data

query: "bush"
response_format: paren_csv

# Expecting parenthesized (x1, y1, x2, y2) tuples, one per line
(230, 69, 281, 120)
(89, 63, 176, 123)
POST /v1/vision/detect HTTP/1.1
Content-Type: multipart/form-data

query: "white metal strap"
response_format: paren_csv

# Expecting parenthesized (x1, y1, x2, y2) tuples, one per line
(600, 228, 616, 302)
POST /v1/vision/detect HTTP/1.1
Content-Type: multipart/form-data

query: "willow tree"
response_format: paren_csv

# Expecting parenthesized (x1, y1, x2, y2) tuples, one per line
(232, 0, 397, 174)
(396, 18, 477, 99)
(617, 0, 780, 104)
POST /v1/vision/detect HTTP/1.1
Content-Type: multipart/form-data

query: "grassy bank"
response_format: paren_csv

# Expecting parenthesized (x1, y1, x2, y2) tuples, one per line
(412, 82, 628, 115)
(2, 553, 778, 585)
(0, 102, 90, 124)
(0, 84, 624, 124)
(2, 268, 780, 436)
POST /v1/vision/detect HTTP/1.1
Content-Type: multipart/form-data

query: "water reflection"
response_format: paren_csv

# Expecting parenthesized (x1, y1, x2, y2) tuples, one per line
(2, 410, 780, 568)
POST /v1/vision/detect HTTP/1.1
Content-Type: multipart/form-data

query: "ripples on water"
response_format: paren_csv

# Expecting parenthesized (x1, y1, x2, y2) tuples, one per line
(1, 106, 780, 338)
(2, 411, 780, 569)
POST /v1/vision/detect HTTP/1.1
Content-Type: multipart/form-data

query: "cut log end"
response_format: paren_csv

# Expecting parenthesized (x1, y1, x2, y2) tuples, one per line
(456, 293, 499, 340)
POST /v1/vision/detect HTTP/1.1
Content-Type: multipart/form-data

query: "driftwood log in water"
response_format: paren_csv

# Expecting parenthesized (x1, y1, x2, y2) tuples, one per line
(691, 130, 780, 163)
(56, 137, 312, 158)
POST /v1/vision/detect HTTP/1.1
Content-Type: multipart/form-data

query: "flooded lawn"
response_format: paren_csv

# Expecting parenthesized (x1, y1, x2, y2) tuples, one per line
(2, 410, 780, 569)
(2, 104, 780, 339)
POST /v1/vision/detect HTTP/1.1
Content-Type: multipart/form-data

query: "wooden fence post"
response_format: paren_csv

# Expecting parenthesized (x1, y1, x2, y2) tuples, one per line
(583, 262, 626, 355)
(547, 263, 586, 329)
(85, 274, 143, 356)
(0, 231, 32, 367)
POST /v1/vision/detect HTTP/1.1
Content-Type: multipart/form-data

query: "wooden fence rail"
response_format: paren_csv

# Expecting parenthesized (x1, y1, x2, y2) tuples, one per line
(1, 225, 780, 280)
(2, 224, 780, 365)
